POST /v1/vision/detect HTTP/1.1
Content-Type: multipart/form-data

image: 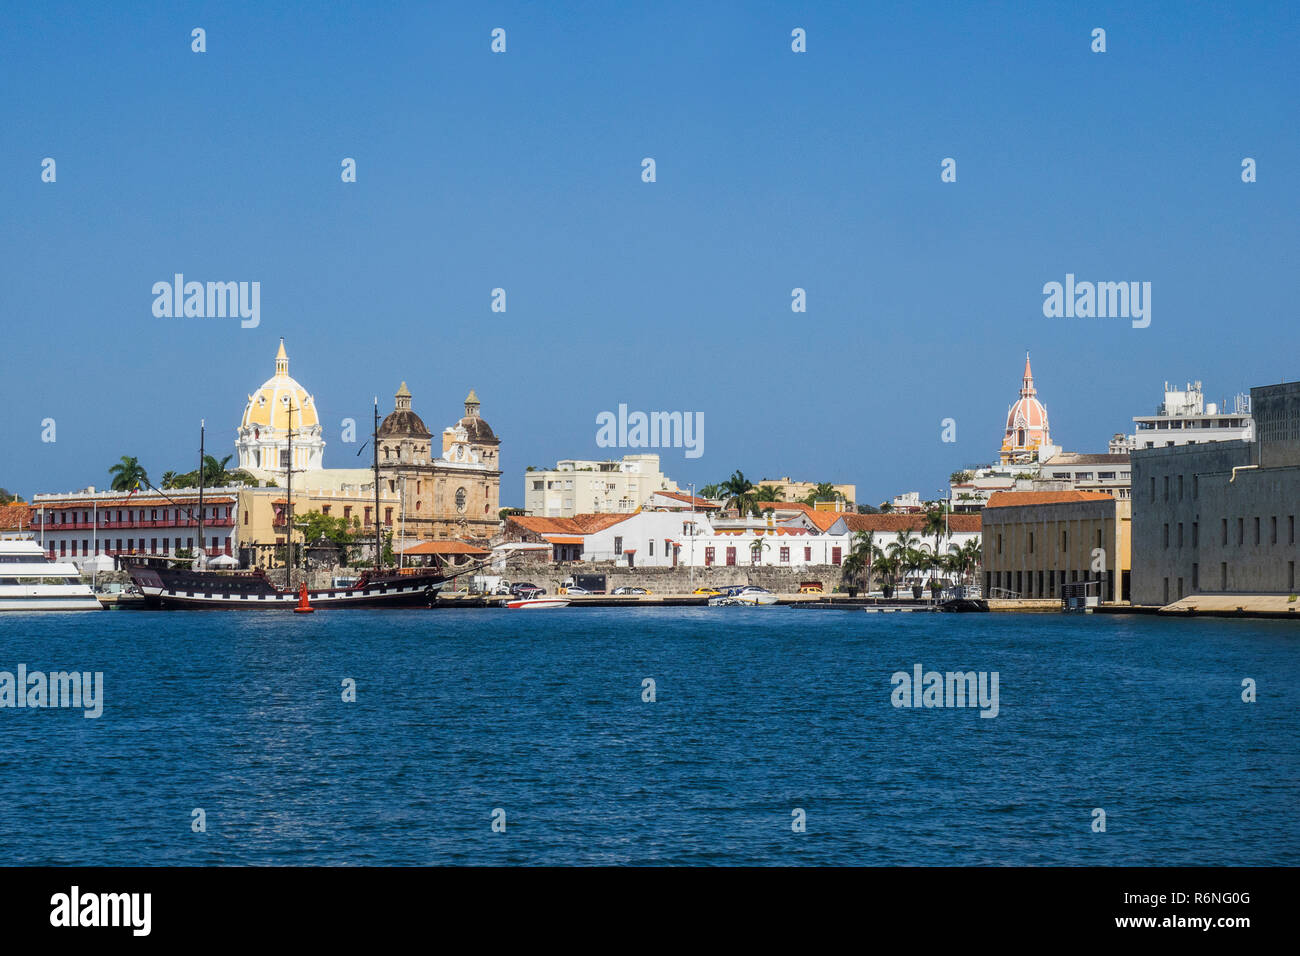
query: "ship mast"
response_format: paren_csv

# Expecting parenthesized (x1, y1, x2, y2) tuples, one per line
(197, 420, 205, 567)
(373, 397, 381, 572)
(286, 401, 295, 589)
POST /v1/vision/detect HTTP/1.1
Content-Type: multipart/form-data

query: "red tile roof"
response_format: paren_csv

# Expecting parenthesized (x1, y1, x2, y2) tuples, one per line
(984, 491, 1114, 508)
(0, 503, 33, 530)
(508, 513, 634, 537)
(401, 541, 490, 555)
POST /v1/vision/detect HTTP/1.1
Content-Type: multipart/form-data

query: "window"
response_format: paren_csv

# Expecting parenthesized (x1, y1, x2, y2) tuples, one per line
(804, 547, 812, 562)
(648, 540, 655, 557)
(1062, 530, 1068, 551)
(613, 536, 623, 554)
(1163, 476, 1169, 500)
(1029, 532, 1034, 553)
(1193, 475, 1199, 498)
(832, 547, 842, 566)
(1254, 517, 1260, 545)
(997, 534, 1003, 554)
(1291, 516, 1296, 545)
(1163, 524, 1169, 549)
(1192, 522, 1198, 547)
(1222, 519, 1228, 545)
(780, 546, 790, 563)
(384, 508, 393, 526)
(704, 547, 715, 566)
(1098, 471, 1115, 480)
(1178, 475, 1184, 499)
(725, 547, 736, 566)
(1177, 523, 1183, 548)
(1192, 563, 1199, 590)
(1237, 518, 1244, 546)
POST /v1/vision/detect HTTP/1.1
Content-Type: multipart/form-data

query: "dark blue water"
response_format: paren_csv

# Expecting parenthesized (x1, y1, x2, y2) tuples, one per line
(1, 608, 1296, 865)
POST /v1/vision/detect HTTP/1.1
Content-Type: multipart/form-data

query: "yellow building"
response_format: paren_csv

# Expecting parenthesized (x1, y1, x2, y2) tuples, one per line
(756, 477, 856, 507)
(980, 491, 1131, 602)
(236, 484, 400, 568)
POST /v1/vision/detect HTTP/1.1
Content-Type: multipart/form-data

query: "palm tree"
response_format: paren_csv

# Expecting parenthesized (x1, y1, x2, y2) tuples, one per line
(841, 529, 875, 594)
(719, 470, 756, 517)
(922, 504, 948, 565)
(888, 531, 924, 595)
(108, 456, 150, 492)
(160, 471, 177, 488)
(755, 484, 784, 502)
(699, 483, 721, 500)
(871, 548, 899, 597)
(749, 536, 771, 564)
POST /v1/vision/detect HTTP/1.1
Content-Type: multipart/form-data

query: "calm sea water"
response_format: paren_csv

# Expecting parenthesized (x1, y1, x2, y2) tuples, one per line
(0, 608, 1296, 866)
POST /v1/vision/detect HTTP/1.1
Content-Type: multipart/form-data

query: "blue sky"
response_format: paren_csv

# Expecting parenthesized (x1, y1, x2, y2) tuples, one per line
(2, 1, 1296, 507)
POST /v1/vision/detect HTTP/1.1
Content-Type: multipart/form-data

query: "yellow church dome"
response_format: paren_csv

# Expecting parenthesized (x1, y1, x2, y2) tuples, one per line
(240, 339, 321, 431)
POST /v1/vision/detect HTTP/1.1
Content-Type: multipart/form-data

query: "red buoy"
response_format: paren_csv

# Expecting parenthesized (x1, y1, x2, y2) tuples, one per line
(293, 581, 315, 614)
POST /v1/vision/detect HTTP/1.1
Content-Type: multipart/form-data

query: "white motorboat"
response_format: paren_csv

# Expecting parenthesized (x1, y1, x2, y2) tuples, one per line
(708, 586, 779, 606)
(505, 597, 571, 609)
(0, 538, 101, 611)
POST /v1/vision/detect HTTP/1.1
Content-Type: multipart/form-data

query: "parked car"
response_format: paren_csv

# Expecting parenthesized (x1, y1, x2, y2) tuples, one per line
(509, 582, 544, 597)
(693, 587, 722, 596)
(798, 582, 824, 594)
(513, 586, 545, 599)
(561, 585, 592, 595)
(613, 586, 649, 595)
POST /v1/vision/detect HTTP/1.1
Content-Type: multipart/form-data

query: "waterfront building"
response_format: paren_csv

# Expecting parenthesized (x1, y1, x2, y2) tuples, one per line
(1112, 381, 1254, 453)
(31, 487, 240, 566)
(980, 491, 1131, 601)
(1129, 380, 1300, 607)
(499, 509, 850, 569)
(523, 454, 679, 517)
(755, 477, 857, 508)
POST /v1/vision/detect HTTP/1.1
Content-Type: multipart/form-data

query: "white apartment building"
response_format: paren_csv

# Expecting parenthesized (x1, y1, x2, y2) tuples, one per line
(524, 454, 679, 517)
(1111, 381, 1254, 451)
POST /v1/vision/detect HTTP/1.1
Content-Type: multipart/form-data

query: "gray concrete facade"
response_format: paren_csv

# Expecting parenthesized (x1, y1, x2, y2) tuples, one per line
(1130, 381, 1300, 606)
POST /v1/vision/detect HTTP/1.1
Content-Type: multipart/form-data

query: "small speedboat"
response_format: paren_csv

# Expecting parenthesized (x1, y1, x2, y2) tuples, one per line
(708, 586, 779, 606)
(505, 597, 571, 609)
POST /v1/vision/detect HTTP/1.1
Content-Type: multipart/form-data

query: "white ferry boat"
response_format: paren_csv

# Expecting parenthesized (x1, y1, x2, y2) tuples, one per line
(0, 539, 101, 611)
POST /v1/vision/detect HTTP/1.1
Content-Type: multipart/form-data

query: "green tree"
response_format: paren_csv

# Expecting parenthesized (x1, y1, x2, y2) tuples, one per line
(699, 484, 721, 500)
(719, 470, 757, 517)
(841, 529, 875, 592)
(922, 504, 948, 564)
(108, 456, 150, 492)
(755, 484, 784, 502)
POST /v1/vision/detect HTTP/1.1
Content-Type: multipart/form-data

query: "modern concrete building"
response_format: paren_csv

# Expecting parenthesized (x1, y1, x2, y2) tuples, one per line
(523, 454, 679, 517)
(1130, 380, 1300, 607)
(980, 491, 1131, 602)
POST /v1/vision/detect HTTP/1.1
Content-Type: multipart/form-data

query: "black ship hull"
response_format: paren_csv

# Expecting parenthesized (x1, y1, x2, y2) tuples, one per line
(126, 563, 446, 610)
